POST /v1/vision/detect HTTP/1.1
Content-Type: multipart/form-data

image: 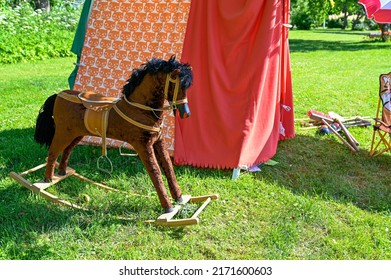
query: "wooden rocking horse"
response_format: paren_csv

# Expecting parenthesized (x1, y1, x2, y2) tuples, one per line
(9, 56, 217, 226)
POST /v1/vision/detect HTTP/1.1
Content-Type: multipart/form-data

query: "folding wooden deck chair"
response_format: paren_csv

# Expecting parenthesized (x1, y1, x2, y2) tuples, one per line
(369, 72, 391, 157)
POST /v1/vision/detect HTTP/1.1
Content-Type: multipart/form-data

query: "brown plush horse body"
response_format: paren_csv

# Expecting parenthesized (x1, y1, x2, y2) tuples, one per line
(34, 57, 193, 213)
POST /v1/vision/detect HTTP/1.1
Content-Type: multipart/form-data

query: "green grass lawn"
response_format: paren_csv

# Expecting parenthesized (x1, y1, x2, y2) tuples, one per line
(0, 29, 391, 260)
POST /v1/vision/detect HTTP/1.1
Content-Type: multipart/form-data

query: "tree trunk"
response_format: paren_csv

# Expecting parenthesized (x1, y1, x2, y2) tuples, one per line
(35, 0, 50, 12)
(381, 24, 390, 42)
(341, 4, 348, 30)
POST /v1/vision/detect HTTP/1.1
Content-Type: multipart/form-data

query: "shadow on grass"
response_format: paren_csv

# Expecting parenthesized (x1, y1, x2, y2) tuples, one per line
(3, 127, 390, 217)
(289, 39, 391, 53)
(0, 128, 162, 259)
(261, 133, 391, 214)
(0, 185, 77, 259)
(311, 30, 370, 36)
(0, 127, 224, 249)
(2, 126, 391, 258)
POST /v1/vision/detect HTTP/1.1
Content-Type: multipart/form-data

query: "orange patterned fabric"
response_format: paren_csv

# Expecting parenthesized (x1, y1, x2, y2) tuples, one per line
(73, 0, 191, 153)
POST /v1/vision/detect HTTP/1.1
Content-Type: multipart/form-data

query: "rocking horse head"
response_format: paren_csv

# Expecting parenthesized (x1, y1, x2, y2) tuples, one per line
(122, 55, 193, 118)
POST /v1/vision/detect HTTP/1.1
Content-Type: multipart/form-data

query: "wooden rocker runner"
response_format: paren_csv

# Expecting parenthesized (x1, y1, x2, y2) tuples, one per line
(9, 163, 218, 226)
(145, 194, 219, 227)
(9, 161, 121, 211)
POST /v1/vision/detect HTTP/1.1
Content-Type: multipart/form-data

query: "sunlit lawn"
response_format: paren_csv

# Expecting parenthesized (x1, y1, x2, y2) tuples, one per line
(0, 29, 390, 260)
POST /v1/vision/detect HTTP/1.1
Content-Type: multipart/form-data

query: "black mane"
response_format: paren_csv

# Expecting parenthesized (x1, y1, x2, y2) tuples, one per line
(122, 56, 193, 98)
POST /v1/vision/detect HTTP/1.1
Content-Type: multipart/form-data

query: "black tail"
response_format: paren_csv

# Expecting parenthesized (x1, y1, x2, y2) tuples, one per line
(34, 94, 57, 147)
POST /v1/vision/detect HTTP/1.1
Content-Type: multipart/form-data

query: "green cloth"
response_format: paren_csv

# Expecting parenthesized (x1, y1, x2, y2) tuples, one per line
(68, 0, 94, 89)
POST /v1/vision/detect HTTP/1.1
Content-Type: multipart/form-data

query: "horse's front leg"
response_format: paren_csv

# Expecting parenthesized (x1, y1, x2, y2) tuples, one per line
(137, 144, 173, 212)
(153, 138, 182, 202)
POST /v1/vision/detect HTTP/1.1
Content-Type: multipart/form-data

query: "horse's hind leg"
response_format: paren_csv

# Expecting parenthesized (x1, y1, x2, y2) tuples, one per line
(153, 139, 182, 202)
(45, 133, 78, 181)
(58, 136, 83, 176)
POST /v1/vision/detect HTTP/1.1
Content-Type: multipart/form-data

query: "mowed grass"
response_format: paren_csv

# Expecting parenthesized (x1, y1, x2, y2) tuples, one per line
(0, 29, 391, 260)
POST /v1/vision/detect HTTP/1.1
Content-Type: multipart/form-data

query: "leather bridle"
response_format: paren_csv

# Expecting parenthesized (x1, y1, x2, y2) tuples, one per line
(122, 73, 187, 113)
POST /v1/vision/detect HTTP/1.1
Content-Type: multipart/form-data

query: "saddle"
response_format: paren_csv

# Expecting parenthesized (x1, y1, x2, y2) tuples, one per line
(78, 91, 120, 140)
(58, 91, 121, 173)
(58, 91, 120, 137)
(78, 91, 121, 112)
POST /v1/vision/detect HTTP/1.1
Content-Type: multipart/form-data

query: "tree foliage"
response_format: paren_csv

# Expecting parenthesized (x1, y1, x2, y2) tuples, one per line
(0, 1, 82, 63)
(291, 0, 334, 29)
(290, 0, 381, 32)
(0, 0, 77, 10)
(330, 0, 366, 29)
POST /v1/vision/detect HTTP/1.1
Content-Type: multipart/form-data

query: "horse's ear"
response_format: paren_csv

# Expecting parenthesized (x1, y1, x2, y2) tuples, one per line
(170, 69, 180, 79)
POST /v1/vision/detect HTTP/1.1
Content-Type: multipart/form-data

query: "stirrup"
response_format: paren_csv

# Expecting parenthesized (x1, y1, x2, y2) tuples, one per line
(97, 155, 113, 175)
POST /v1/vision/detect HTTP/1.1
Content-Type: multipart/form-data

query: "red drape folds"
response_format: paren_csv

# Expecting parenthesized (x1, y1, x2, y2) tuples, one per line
(174, 0, 294, 169)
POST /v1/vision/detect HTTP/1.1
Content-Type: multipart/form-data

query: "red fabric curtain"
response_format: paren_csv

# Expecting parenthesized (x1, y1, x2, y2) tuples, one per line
(174, 0, 294, 169)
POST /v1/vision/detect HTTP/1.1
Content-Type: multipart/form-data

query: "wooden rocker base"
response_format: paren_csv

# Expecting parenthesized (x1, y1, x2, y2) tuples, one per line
(9, 163, 218, 227)
(9, 162, 124, 211)
(145, 194, 219, 227)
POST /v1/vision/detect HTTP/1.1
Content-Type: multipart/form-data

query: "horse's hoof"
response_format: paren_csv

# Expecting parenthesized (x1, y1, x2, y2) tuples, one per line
(43, 177, 52, 183)
(164, 207, 174, 213)
(58, 170, 66, 176)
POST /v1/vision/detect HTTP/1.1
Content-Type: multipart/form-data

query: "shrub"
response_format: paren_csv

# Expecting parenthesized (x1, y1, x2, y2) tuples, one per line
(327, 18, 343, 29)
(351, 19, 365, 31)
(364, 19, 379, 30)
(0, 2, 82, 64)
(291, 10, 313, 30)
